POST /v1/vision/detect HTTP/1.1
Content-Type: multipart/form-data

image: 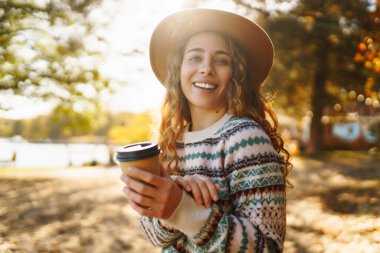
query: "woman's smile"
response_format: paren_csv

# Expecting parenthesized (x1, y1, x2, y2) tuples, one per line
(193, 81, 217, 91)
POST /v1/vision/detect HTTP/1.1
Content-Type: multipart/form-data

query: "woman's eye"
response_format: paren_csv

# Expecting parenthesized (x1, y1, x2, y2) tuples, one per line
(216, 58, 230, 65)
(189, 56, 201, 62)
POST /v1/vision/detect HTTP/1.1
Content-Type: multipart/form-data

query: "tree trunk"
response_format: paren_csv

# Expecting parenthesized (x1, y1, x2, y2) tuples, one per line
(310, 46, 328, 152)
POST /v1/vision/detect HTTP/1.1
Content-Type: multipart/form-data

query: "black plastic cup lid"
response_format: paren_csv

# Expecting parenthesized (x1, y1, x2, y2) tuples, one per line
(116, 142, 160, 162)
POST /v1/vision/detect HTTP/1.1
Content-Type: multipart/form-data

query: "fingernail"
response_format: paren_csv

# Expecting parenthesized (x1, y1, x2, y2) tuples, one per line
(213, 195, 219, 201)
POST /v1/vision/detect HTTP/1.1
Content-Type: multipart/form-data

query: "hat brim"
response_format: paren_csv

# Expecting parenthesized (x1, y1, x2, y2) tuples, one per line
(149, 8, 274, 87)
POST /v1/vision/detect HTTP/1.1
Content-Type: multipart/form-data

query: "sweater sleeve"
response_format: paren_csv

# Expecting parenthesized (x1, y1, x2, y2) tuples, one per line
(138, 176, 184, 248)
(139, 214, 183, 248)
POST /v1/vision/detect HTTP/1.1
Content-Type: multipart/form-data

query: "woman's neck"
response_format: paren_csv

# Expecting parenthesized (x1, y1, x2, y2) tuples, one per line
(189, 107, 226, 132)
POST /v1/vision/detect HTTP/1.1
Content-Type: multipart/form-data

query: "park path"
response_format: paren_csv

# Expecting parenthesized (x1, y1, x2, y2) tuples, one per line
(0, 151, 379, 253)
(0, 168, 160, 253)
(285, 153, 380, 253)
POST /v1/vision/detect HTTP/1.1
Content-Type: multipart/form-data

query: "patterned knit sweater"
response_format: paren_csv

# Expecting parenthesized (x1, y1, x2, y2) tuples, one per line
(140, 114, 286, 252)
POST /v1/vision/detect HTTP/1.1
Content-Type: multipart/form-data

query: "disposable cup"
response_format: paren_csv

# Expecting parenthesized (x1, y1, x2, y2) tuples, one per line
(116, 142, 160, 176)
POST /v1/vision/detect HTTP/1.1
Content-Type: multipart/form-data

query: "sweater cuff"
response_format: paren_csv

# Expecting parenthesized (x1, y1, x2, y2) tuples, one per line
(160, 191, 211, 238)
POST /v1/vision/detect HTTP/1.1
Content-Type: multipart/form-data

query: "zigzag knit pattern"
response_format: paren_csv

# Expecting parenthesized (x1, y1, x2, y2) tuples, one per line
(140, 114, 286, 252)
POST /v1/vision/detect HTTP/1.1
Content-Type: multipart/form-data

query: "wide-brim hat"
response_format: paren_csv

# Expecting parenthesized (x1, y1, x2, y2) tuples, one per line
(149, 8, 274, 87)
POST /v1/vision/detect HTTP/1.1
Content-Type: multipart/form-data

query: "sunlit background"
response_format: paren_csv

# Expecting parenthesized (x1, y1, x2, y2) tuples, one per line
(1, 0, 380, 252)
(0, 0, 300, 118)
(0, 0, 243, 119)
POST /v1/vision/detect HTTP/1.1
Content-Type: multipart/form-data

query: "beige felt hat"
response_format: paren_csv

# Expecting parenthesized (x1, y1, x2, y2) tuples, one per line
(149, 8, 274, 87)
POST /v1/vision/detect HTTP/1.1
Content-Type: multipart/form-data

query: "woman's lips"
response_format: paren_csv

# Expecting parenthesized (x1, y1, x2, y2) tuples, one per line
(193, 82, 217, 90)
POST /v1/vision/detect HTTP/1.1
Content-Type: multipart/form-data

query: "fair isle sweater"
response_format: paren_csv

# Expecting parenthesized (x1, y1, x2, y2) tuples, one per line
(140, 114, 286, 253)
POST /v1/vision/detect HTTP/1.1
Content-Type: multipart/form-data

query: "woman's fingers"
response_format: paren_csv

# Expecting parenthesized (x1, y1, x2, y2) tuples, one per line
(202, 177, 219, 202)
(128, 199, 155, 217)
(175, 177, 191, 192)
(121, 174, 158, 198)
(120, 169, 184, 219)
(126, 167, 177, 190)
(125, 167, 162, 186)
(185, 177, 203, 205)
(196, 178, 215, 208)
(181, 175, 219, 208)
(123, 187, 155, 208)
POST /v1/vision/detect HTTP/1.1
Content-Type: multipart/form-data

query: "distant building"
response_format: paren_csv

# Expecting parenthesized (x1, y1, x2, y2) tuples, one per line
(323, 118, 379, 150)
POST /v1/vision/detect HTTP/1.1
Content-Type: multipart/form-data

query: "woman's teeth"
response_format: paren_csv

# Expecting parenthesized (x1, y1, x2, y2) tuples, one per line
(194, 82, 216, 89)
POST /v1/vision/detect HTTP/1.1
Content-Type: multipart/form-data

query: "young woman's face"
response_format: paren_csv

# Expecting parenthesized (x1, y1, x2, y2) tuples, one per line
(180, 32, 232, 113)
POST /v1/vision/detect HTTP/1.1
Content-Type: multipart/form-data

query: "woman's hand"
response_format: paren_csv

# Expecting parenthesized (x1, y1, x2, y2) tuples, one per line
(175, 175, 220, 208)
(121, 166, 183, 220)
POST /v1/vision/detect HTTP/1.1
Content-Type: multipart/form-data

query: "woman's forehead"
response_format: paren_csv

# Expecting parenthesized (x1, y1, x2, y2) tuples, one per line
(184, 32, 230, 52)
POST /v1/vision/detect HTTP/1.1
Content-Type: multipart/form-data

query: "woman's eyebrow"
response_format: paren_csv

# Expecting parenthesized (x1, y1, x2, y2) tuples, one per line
(185, 48, 230, 57)
(215, 50, 230, 57)
(185, 48, 204, 54)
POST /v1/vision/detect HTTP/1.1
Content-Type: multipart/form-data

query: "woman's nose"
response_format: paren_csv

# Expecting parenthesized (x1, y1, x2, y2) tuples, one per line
(199, 59, 215, 75)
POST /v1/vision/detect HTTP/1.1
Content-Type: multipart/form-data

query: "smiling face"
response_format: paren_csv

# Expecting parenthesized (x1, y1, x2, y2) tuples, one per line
(180, 32, 233, 114)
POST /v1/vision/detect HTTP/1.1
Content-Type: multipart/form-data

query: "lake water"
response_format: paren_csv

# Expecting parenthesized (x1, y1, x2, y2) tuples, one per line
(0, 138, 116, 168)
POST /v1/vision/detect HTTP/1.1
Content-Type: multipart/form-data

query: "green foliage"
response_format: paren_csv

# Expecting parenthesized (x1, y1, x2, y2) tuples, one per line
(107, 112, 155, 145)
(0, 0, 110, 123)
(50, 103, 96, 138)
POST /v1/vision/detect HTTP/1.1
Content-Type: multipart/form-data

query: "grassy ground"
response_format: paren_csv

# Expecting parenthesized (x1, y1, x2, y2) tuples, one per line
(0, 151, 379, 253)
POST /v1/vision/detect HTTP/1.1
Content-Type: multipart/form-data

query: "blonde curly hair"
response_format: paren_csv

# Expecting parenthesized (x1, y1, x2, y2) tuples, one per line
(158, 32, 292, 186)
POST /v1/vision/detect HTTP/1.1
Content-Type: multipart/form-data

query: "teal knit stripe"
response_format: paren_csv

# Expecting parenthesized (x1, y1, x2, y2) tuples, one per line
(140, 217, 162, 246)
(179, 136, 271, 162)
(179, 150, 224, 162)
(155, 224, 179, 242)
(227, 136, 271, 154)
(162, 246, 180, 253)
(199, 215, 230, 252)
(225, 216, 237, 252)
(231, 187, 286, 210)
(174, 216, 230, 252)
(141, 217, 182, 248)
(236, 218, 249, 253)
(231, 176, 285, 193)
(230, 165, 284, 180)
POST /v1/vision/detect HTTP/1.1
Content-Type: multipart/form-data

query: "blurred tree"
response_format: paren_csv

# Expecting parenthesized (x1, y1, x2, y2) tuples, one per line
(107, 112, 154, 145)
(0, 111, 155, 143)
(0, 118, 13, 136)
(0, 0, 110, 135)
(353, 0, 380, 81)
(234, 0, 379, 151)
(50, 102, 96, 138)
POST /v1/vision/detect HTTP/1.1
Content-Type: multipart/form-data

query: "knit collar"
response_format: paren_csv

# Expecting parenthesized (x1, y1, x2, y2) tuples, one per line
(182, 113, 232, 143)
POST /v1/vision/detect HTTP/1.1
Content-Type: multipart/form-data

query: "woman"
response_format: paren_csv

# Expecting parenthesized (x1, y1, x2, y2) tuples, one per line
(121, 8, 292, 252)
